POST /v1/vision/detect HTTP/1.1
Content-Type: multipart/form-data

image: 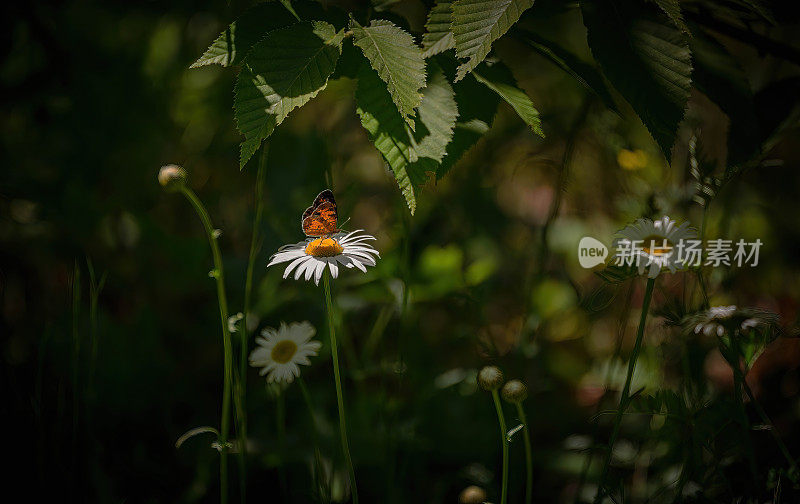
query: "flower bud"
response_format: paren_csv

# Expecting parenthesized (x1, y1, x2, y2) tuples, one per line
(478, 366, 504, 391)
(459, 485, 487, 504)
(158, 164, 187, 191)
(502, 379, 528, 403)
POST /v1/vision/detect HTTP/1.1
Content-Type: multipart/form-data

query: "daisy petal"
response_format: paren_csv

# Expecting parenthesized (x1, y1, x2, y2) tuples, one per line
(328, 258, 339, 278)
(305, 259, 317, 281)
(284, 256, 308, 279)
(314, 260, 326, 285)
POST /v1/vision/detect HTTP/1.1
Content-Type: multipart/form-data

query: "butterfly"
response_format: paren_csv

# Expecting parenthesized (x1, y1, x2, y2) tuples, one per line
(302, 189, 339, 237)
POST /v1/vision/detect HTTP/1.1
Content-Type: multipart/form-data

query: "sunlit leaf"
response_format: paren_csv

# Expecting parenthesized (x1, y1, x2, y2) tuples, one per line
(234, 21, 343, 168)
(351, 18, 426, 125)
(356, 62, 458, 213)
(356, 65, 419, 212)
(436, 60, 500, 179)
(452, 0, 535, 81)
(422, 0, 456, 58)
(190, 3, 298, 68)
(473, 62, 543, 136)
(412, 62, 459, 164)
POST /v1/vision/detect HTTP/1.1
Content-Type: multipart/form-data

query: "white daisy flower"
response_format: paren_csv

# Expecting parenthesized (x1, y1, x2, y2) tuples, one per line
(684, 305, 779, 338)
(614, 215, 696, 278)
(249, 321, 322, 384)
(267, 230, 380, 285)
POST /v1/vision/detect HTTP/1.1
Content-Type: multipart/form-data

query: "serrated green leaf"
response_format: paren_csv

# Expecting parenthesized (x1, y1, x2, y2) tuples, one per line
(437, 119, 490, 179)
(351, 19, 426, 125)
(234, 21, 343, 168)
(515, 30, 617, 112)
(355, 64, 419, 212)
(190, 3, 298, 68)
(436, 59, 500, 179)
(581, 0, 692, 161)
(690, 26, 758, 166)
(472, 63, 543, 136)
(652, 0, 688, 33)
(452, 0, 535, 81)
(413, 62, 459, 163)
(356, 62, 458, 213)
(423, 1, 456, 58)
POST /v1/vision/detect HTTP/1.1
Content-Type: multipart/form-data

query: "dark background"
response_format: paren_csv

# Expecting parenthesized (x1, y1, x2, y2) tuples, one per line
(3, 0, 800, 502)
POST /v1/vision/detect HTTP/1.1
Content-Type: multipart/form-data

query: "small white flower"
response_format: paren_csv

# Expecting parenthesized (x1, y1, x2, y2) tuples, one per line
(267, 230, 380, 285)
(685, 305, 779, 338)
(249, 321, 321, 384)
(228, 312, 244, 333)
(614, 215, 696, 278)
(707, 305, 738, 320)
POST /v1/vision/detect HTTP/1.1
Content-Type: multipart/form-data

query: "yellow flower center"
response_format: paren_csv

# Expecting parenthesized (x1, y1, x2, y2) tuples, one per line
(271, 340, 298, 364)
(641, 235, 673, 256)
(305, 237, 343, 257)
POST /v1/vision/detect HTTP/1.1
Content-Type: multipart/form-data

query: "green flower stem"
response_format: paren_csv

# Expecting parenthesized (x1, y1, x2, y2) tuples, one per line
(491, 389, 509, 504)
(726, 333, 796, 472)
(236, 143, 269, 502)
(323, 273, 359, 504)
(298, 376, 327, 498)
(180, 186, 233, 504)
(741, 378, 797, 470)
(515, 402, 533, 504)
(726, 338, 757, 478)
(276, 390, 288, 499)
(594, 276, 655, 504)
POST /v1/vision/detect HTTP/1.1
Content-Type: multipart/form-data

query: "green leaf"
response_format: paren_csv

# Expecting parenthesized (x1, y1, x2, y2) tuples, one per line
(190, 3, 298, 68)
(472, 62, 543, 136)
(422, 1, 456, 58)
(355, 64, 418, 212)
(731, 0, 776, 24)
(652, 0, 688, 33)
(581, 0, 692, 161)
(278, 0, 302, 22)
(175, 426, 220, 449)
(437, 120, 490, 179)
(436, 59, 500, 179)
(412, 62, 459, 164)
(234, 21, 343, 168)
(515, 30, 617, 111)
(351, 19, 426, 125)
(690, 26, 759, 166)
(356, 62, 458, 213)
(451, 0, 535, 81)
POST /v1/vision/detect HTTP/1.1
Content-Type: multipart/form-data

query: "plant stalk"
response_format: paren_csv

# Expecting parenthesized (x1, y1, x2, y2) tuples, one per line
(236, 143, 269, 501)
(323, 273, 359, 503)
(492, 390, 510, 504)
(594, 277, 655, 503)
(516, 402, 533, 504)
(180, 186, 233, 504)
(299, 376, 328, 502)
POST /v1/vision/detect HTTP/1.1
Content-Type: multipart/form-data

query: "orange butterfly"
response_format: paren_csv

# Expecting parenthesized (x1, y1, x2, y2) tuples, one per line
(302, 189, 339, 237)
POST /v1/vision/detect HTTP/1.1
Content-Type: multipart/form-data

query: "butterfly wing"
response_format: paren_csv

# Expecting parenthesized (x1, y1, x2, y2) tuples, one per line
(302, 189, 336, 220)
(301, 190, 338, 236)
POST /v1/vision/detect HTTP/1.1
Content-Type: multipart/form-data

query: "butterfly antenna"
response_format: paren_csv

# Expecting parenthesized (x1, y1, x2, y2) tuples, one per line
(338, 216, 351, 231)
